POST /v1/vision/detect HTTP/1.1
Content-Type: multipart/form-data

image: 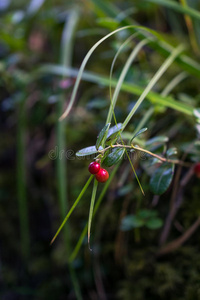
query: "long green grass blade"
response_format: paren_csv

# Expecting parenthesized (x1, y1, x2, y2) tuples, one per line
(91, 0, 200, 78)
(36, 65, 193, 116)
(50, 175, 93, 245)
(161, 71, 188, 96)
(108, 32, 139, 101)
(58, 25, 181, 121)
(69, 164, 119, 262)
(106, 38, 151, 124)
(122, 44, 185, 129)
(88, 179, 98, 248)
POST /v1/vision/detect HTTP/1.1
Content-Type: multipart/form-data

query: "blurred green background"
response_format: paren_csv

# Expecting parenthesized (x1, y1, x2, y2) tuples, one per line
(1, 0, 200, 299)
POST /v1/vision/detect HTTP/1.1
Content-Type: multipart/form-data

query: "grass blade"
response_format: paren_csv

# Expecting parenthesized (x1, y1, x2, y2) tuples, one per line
(147, 0, 200, 22)
(69, 164, 119, 262)
(50, 175, 93, 245)
(122, 44, 185, 129)
(88, 179, 98, 249)
(106, 38, 151, 124)
(58, 24, 176, 121)
(36, 65, 194, 116)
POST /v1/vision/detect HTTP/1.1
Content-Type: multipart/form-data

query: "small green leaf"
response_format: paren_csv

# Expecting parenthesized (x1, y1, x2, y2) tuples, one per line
(106, 123, 123, 145)
(145, 218, 163, 229)
(166, 147, 178, 157)
(150, 163, 174, 195)
(103, 148, 125, 167)
(76, 146, 102, 157)
(107, 123, 123, 139)
(146, 136, 169, 146)
(130, 127, 148, 141)
(96, 123, 111, 150)
(121, 215, 145, 231)
(137, 209, 158, 219)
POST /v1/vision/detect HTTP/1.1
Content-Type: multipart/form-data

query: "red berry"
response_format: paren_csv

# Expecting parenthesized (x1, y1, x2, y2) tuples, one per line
(95, 168, 109, 183)
(88, 162, 101, 174)
(194, 163, 200, 178)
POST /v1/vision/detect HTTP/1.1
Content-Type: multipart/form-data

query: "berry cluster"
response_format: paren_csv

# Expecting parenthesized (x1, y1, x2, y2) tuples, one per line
(88, 162, 109, 183)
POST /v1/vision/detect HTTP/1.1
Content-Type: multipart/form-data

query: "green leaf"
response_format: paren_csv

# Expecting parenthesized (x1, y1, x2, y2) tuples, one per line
(145, 218, 163, 229)
(76, 146, 102, 157)
(137, 209, 158, 219)
(106, 123, 123, 146)
(121, 215, 145, 231)
(88, 179, 98, 247)
(103, 148, 125, 167)
(50, 175, 93, 244)
(150, 163, 174, 195)
(166, 147, 178, 157)
(97, 17, 119, 30)
(146, 136, 169, 146)
(130, 127, 148, 141)
(96, 123, 110, 150)
(106, 123, 123, 139)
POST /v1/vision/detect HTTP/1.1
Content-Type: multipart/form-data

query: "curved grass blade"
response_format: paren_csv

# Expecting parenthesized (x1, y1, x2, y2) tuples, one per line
(108, 32, 139, 102)
(161, 71, 188, 97)
(59, 25, 177, 121)
(88, 179, 98, 249)
(106, 38, 151, 125)
(122, 44, 185, 129)
(50, 175, 93, 245)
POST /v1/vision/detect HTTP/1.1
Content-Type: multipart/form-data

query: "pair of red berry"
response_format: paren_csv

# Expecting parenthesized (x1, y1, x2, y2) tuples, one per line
(88, 162, 109, 183)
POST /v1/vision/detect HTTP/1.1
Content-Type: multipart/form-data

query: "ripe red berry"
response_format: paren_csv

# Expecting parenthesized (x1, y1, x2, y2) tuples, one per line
(88, 162, 101, 174)
(95, 168, 109, 183)
(194, 163, 200, 178)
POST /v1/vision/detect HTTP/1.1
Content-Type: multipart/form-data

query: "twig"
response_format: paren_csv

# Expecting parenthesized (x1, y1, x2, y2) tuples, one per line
(159, 165, 194, 246)
(157, 217, 200, 257)
(98, 144, 192, 167)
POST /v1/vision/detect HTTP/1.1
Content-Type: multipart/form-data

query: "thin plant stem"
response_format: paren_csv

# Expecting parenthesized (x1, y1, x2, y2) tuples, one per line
(17, 96, 30, 261)
(55, 9, 82, 300)
(179, 0, 199, 55)
(98, 144, 191, 167)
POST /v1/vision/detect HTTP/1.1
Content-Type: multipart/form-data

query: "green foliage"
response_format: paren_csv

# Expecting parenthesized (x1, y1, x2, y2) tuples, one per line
(1, 0, 200, 299)
(150, 163, 175, 195)
(121, 209, 163, 230)
(103, 147, 125, 167)
(96, 123, 110, 149)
